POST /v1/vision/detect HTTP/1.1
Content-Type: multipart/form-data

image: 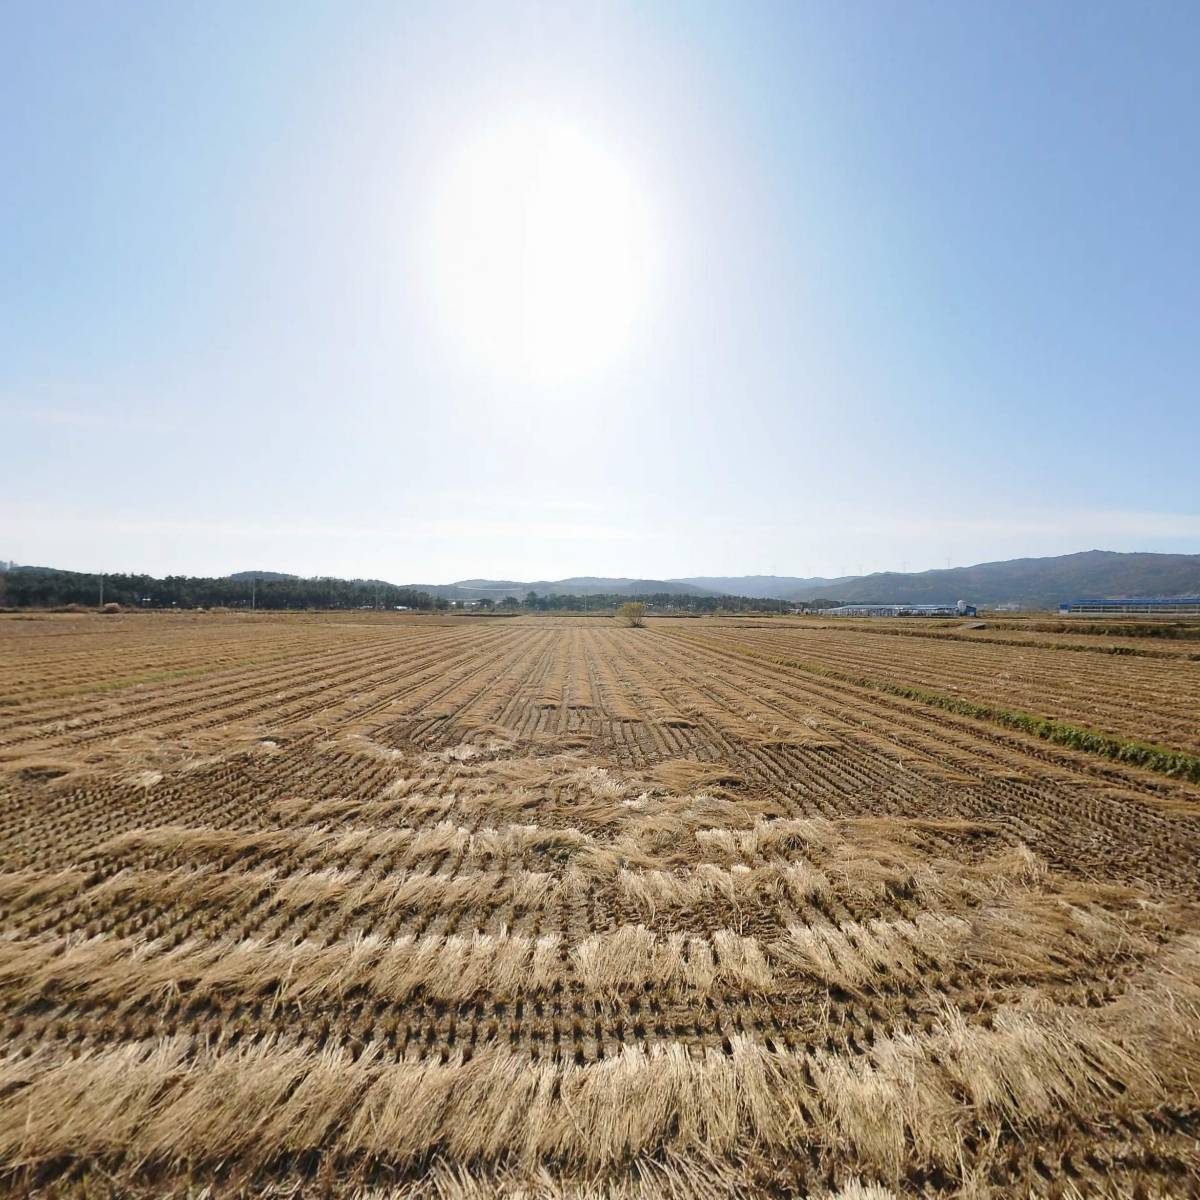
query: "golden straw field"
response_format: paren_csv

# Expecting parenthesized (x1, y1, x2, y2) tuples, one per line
(1, 610, 1199, 1198)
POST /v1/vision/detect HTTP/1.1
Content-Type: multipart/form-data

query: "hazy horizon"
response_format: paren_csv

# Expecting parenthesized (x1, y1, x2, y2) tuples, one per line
(5, 2, 1198, 580)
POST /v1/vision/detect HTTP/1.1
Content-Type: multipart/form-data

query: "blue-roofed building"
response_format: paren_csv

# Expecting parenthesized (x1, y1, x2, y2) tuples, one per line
(1058, 597, 1200, 615)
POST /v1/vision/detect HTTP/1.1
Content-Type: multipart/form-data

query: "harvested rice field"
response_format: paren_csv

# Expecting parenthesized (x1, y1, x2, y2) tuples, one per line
(1, 610, 1199, 1198)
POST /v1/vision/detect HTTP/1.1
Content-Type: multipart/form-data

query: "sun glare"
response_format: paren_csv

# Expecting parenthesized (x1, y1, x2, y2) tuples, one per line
(427, 117, 653, 384)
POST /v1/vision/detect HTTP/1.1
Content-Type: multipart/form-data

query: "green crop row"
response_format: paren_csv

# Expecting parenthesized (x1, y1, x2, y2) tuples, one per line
(694, 637, 1200, 785)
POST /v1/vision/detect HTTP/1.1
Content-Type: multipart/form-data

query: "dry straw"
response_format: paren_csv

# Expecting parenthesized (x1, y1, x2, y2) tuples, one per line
(0, 999, 1189, 1178)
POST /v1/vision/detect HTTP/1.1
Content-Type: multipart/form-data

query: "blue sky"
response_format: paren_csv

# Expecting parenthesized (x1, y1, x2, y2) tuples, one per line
(3, 1, 1198, 581)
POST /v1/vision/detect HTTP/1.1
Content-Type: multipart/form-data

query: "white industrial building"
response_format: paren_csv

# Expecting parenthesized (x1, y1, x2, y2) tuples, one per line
(826, 601, 977, 618)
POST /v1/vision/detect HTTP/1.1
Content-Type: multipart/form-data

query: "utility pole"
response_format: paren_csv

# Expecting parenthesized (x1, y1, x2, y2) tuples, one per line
(98, 574, 104, 607)
(251, 578, 256, 612)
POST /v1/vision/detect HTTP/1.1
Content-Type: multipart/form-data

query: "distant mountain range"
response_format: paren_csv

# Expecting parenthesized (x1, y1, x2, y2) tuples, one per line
(401, 577, 713, 601)
(394, 551, 1200, 609)
(8, 551, 1199, 611)
(680, 551, 1200, 609)
(674, 574, 854, 601)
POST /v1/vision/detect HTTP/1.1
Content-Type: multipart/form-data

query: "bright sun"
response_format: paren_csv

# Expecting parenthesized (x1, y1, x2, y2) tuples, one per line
(427, 117, 653, 385)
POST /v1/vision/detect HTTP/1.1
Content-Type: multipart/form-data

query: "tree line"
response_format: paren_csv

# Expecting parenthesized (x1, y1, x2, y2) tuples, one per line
(0, 567, 437, 611)
(0, 566, 846, 614)
(494, 590, 799, 613)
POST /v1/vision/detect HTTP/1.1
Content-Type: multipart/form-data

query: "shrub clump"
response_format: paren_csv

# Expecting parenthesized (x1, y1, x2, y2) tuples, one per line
(616, 602, 646, 628)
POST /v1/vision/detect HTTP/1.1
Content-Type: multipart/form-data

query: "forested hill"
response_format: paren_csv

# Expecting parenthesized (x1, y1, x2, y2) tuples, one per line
(0, 567, 435, 611)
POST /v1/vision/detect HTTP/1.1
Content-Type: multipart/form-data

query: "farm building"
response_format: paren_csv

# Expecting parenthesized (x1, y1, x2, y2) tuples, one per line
(1058, 597, 1200, 615)
(827, 601, 977, 618)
